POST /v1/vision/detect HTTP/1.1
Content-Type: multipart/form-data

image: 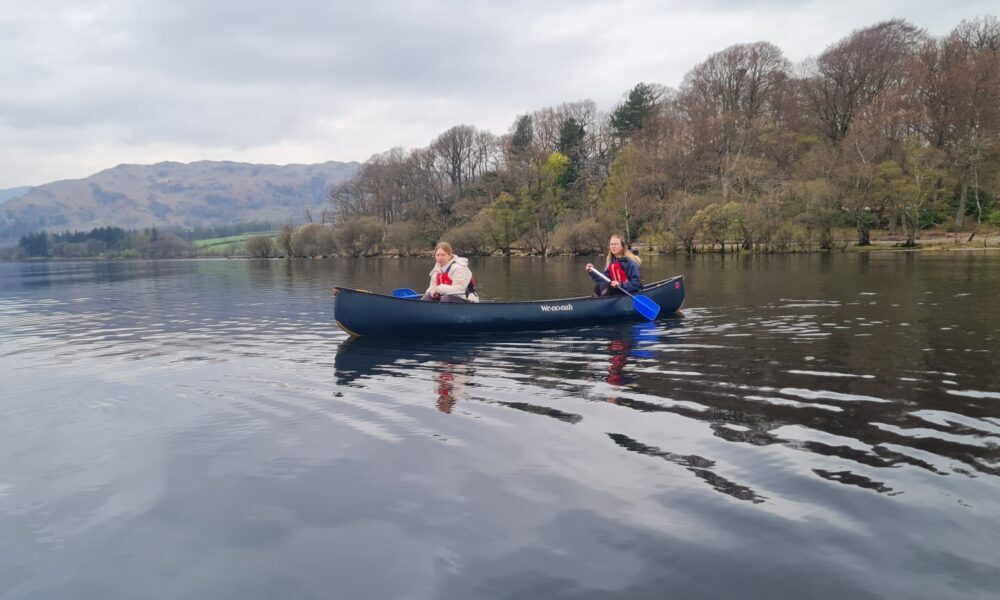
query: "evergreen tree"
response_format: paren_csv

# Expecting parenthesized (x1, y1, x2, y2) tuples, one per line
(18, 231, 49, 257)
(557, 117, 586, 187)
(610, 82, 659, 139)
(512, 115, 534, 154)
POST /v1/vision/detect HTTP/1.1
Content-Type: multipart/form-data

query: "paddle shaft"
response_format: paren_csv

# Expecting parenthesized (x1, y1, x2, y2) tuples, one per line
(589, 268, 637, 299)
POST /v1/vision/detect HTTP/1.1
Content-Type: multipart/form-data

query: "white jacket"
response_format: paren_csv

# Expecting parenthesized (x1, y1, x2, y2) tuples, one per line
(426, 256, 479, 302)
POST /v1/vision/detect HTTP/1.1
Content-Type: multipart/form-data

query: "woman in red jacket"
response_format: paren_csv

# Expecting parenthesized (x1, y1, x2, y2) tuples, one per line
(585, 235, 642, 297)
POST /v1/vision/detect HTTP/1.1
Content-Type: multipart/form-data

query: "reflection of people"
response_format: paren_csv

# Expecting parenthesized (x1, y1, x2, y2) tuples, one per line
(606, 339, 630, 387)
(421, 241, 479, 303)
(585, 235, 642, 297)
(435, 363, 471, 413)
(436, 371, 457, 413)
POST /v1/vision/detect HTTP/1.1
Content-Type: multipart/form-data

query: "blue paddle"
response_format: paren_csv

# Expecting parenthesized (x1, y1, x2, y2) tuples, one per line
(590, 269, 660, 321)
(392, 288, 421, 299)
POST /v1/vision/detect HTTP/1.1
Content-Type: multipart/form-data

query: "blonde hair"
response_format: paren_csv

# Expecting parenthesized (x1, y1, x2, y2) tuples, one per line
(605, 234, 641, 266)
(435, 241, 453, 256)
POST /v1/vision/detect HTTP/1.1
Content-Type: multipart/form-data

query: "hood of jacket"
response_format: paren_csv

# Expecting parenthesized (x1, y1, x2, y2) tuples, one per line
(430, 255, 468, 275)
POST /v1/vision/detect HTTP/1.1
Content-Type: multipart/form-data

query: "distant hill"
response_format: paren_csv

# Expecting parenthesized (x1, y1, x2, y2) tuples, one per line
(0, 186, 32, 206)
(0, 160, 359, 241)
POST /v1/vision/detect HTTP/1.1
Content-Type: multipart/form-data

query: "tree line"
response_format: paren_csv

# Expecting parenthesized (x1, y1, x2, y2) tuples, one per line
(6, 220, 288, 259)
(7, 227, 195, 259)
(285, 17, 999, 257)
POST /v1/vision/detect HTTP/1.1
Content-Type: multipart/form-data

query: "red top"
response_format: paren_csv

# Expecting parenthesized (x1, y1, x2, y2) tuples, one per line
(436, 265, 475, 292)
(608, 261, 627, 283)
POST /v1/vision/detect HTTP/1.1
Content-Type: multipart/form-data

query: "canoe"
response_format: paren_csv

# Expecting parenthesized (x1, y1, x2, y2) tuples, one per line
(332, 275, 685, 336)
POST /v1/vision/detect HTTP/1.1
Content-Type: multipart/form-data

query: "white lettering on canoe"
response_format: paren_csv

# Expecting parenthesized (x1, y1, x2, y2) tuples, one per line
(540, 304, 574, 312)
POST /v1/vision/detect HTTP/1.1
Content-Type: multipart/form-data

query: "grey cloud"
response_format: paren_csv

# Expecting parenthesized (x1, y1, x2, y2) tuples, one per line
(97, 1, 587, 91)
(0, 0, 993, 187)
(2, 0, 596, 144)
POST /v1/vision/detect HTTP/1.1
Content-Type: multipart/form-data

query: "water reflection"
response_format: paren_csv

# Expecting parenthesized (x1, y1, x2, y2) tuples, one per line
(3, 256, 1000, 599)
(605, 322, 658, 388)
(334, 323, 678, 424)
(334, 323, 666, 389)
(333, 310, 1000, 504)
(608, 432, 766, 503)
(333, 321, 761, 504)
(605, 339, 631, 387)
(434, 363, 471, 414)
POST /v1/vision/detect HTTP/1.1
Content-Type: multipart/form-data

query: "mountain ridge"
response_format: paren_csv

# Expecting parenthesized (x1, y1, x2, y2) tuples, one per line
(0, 159, 359, 241)
(0, 186, 33, 205)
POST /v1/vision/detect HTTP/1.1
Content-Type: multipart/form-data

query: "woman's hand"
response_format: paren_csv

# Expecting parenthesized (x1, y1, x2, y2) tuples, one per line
(585, 263, 594, 272)
(610, 280, 620, 288)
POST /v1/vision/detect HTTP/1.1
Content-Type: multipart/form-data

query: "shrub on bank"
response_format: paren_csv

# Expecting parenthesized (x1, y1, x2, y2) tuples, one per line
(384, 221, 424, 256)
(552, 219, 607, 254)
(444, 222, 493, 256)
(246, 235, 277, 258)
(290, 223, 336, 257)
(334, 216, 385, 257)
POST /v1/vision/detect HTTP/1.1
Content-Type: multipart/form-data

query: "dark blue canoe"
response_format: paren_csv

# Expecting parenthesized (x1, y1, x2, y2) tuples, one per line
(332, 275, 685, 336)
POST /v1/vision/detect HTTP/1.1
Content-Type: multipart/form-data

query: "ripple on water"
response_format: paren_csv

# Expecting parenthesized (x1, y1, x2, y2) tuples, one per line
(2, 258, 1000, 599)
(946, 389, 1000, 400)
(778, 388, 893, 403)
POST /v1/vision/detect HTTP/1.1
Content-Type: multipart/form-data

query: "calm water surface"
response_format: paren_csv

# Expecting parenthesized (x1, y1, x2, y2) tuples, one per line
(1, 254, 999, 599)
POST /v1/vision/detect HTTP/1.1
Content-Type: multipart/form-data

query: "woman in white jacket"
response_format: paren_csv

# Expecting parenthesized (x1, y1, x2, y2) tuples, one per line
(421, 241, 480, 303)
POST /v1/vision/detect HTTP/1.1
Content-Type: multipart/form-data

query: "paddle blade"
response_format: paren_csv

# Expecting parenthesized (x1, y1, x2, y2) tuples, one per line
(632, 294, 660, 321)
(392, 288, 420, 299)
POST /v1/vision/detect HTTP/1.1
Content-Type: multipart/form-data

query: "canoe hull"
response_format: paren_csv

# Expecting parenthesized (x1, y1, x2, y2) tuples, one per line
(333, 276, 685, 336)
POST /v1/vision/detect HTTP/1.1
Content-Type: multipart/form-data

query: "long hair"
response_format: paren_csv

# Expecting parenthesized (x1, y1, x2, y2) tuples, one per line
(604, 234, 641, 267)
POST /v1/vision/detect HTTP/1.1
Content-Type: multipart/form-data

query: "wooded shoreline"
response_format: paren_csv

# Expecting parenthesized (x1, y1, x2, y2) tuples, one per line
(315, 17, 1000, 260)
(5, 17, 999, 262)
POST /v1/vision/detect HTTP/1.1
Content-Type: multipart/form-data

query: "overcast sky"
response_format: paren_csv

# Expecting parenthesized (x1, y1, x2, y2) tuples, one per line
(0, 0, 994, 188)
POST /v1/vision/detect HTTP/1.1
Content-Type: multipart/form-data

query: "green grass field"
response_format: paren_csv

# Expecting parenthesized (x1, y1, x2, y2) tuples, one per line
(193, 232, 276, 255)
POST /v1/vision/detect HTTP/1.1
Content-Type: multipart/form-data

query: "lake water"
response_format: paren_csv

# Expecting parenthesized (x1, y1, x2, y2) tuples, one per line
(1, 254, 999, 599)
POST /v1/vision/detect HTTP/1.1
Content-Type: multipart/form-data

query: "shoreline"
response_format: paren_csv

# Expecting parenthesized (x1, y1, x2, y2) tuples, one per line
(3, 230, 998, 262)
(4, 241, 999, 262)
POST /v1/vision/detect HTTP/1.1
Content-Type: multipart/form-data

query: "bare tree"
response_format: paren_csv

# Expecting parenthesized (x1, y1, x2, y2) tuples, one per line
(802, 19, 925, 143)
(471, 131, 503, 181)
(431, 125, 477, 192)
(405, 147, 453, 234)
(909, 18, 1000, 226)
(679, 41, 792, 203)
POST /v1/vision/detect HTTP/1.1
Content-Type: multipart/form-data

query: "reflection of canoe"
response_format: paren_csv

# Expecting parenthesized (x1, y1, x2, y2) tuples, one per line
(333, 321, 682, 387)
(333, 276, 685, 336)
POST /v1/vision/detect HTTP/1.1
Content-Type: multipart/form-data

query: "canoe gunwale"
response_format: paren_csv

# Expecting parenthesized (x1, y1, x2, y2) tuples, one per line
(333, 275, 683, 304)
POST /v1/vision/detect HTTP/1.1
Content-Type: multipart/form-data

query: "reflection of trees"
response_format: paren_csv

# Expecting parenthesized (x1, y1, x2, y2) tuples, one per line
(609, 433, 765, 503)
(333, 314, 1000, 504)
(604, 387, 1000, 483)
(494, 401, 583, 424)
